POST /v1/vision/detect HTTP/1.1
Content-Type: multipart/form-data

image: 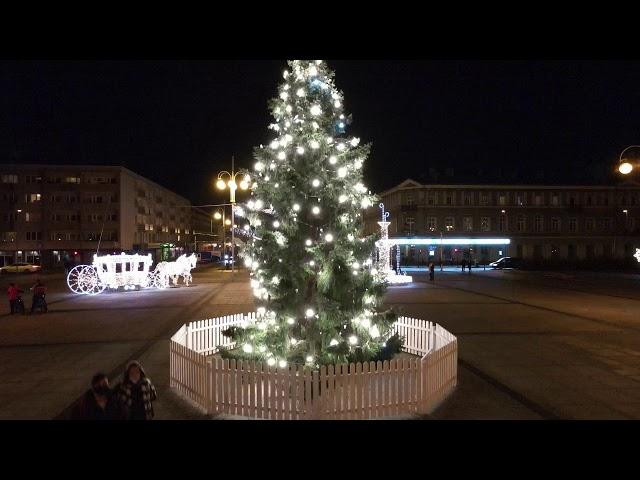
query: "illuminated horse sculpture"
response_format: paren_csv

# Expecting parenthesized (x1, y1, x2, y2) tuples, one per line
(151, 253, 197, 288)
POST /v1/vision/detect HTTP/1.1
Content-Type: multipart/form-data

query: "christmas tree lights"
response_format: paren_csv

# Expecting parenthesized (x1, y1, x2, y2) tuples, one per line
(221, 60, 401, 367)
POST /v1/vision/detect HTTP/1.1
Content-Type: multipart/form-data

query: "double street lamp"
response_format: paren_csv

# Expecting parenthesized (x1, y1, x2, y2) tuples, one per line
(216, 156, 251, 274)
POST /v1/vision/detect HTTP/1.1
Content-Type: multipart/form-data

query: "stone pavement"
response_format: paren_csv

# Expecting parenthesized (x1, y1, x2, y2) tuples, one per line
(2, 267, 640, 420)
(0, 266, 253, 420)
(388, 270, 640, 419)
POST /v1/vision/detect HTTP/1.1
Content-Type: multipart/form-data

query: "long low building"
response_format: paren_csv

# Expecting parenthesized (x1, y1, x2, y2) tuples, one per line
(366, 178, 640, 265)
(0, 164, 206, 267)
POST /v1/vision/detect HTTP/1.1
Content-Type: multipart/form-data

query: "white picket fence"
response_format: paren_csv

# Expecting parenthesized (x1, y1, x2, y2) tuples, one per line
(170, 313, 457, 419)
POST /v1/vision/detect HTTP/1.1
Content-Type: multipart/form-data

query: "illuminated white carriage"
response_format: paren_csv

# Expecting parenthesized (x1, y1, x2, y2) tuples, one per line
(66, 252, 198, 295)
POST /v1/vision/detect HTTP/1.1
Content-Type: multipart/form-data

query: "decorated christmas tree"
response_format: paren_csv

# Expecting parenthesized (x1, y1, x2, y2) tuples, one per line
(222, 60, 402, 368)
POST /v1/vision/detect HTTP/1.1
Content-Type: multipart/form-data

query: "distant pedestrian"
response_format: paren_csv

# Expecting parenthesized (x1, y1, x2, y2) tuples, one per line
(63, 254, 72, 276)
(468, 261, 472, 273)
(7, 283, 23, 314)
(461, 259, 466, 272)
(429, 262, 435, 281)
(71, 373, 127, 420)
(114, 361, 157, 420)
(29, 279, 47, 313)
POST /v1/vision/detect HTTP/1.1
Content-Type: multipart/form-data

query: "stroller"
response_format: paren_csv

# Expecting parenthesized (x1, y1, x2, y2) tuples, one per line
(32, 293, 47, 313)
(30, 283, 48, 314)
(14, 294, 26, 314)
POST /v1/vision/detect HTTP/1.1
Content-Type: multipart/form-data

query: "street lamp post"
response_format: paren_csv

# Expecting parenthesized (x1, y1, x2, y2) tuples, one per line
(430, 227, 444, 271)
(213, 208, 228, 261)
(15, 209, 22, 264)
(216, 156, 250, 274)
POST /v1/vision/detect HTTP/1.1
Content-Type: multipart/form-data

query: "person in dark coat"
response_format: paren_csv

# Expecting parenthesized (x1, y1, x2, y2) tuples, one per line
(428, 262, 435, 281)
(114, 361, 157, 420)
(71, 373, 127, 420)
(461, 258, 466, 272)
(63, 254, 72, 276)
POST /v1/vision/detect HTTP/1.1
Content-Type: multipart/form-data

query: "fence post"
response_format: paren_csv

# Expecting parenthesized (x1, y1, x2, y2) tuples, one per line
(185, 324, 190, 349)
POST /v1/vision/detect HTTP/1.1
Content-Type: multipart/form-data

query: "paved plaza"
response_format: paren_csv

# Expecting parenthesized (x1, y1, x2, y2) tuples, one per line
(1, 265, 639, 419)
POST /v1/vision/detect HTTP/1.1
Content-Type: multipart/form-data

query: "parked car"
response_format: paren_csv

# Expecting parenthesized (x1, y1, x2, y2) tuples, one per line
(489, 257, 522, 269)
(0, 262, 43, 274)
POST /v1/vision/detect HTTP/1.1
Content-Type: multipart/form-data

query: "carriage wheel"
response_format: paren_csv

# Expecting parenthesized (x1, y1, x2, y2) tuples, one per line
(79, 266, 106, 295)
(67, 265, 88, 294)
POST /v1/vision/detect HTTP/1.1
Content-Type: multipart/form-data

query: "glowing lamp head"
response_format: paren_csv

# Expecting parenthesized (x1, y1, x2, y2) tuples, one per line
(214, 212, 222, 220)
(325, 233, 334, 242)
(305, 308, 315, 318)
(225, 219, 231, 225)
(293, 203, 300, 212)
(348, 335, 358, 345)
(312, 206, 320, 215)
(619, 162, 633, 175)
(305, 239, 313, 246)
(312, 179, 320, 187)
(216, 179, 226, 190)
(239, 180, 249, 190)
(228, 180, 237, 190)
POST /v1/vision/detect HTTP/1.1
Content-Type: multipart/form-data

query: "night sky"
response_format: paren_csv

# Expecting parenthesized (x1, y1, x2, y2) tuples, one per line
(2, 60, 640, 204)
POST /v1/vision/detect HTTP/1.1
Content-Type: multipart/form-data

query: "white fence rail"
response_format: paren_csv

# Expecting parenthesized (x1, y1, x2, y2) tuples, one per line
(170, 314, 457, 419)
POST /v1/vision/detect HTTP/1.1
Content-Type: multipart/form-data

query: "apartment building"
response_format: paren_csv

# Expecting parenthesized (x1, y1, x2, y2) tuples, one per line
(0, 165, 196, 266)
(366, 179, 640, 265)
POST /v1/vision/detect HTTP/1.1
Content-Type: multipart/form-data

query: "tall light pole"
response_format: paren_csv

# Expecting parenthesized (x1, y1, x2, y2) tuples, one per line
(15, 209, 22, 264)
(213, 208, 229, 261)
(430, 226, 443, 271)
(216, 156, 250, 274)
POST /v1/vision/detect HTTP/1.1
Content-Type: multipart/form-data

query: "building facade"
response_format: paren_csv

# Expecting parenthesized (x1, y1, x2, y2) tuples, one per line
(0, 165, 197, 267)
(366, 179, 640, 266)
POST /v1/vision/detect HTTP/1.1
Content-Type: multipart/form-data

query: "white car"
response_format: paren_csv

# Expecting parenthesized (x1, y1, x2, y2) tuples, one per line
(0, 262, 42, 274)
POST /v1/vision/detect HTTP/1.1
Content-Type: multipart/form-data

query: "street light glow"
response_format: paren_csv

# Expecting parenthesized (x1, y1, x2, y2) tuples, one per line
(214, 212, 222, 220)
(216, 179, 226, 190)
(619, 162, 633, 175)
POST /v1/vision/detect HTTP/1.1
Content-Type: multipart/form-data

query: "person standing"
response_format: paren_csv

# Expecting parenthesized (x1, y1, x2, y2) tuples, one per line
(71, 373, 127, 420)
(461, 258, 466, 272)
(114, 361, 157, 420)
(63, 254, 72, 276)
(429, 262, 435, 281)
(7, 283, 23, 314)
(468, 260, 472, 273)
